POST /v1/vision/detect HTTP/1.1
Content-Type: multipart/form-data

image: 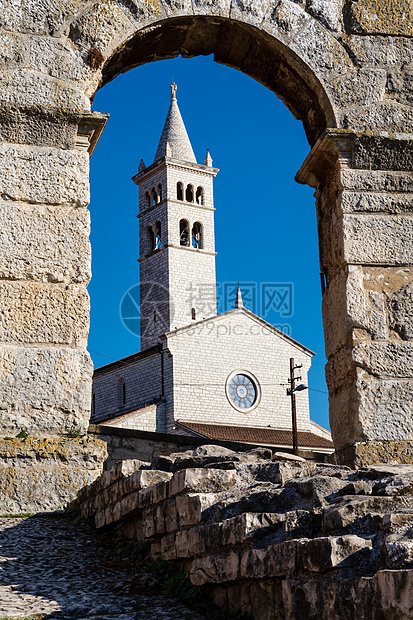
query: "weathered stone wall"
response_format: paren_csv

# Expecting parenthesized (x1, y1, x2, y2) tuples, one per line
(0, 1, 412, 464)
(77, 445, 413, 619)
(0, 436, 107, 513)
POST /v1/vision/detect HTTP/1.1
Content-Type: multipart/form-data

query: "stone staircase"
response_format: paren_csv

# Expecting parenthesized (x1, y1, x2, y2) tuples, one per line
(76, 446, 413, 619)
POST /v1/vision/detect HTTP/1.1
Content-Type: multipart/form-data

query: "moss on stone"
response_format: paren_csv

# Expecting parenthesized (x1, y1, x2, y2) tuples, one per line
(334, 440, 413, 468)
(0, 436, 107, 460)
(350, 0, 413, 36)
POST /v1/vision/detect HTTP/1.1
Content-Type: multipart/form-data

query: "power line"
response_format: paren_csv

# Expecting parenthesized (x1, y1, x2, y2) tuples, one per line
(88, 350, 329, 393)
(88, 349, 117, 361)
(308, 387, 328, 395)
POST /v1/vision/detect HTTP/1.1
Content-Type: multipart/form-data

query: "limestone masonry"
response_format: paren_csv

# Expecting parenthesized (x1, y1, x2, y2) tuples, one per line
(77, 444, 413, 619)
(0, 0, 412, 483)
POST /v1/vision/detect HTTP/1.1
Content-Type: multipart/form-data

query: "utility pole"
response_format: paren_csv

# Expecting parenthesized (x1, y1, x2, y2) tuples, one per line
(289, 358, 298, 452)
(286, 359, 308, 453)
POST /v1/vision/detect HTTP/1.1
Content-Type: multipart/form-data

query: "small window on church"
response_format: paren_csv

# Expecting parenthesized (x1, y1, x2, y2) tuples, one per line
(177, 182, 184, 201)
(151, 188, 157, 206)
(117, 378, 126, 408)
(180, 219, 189, 246)
(91, 391, 96, 418)
(155, 221, 162, 249)
(186, 184, 194, 203)
(192, 308, 196, 320)
(196, 187, 204, 205)
(192, 222, 202, 249)
(146, 191, 151, 208)
(158, 183, 162, 202)
(148, 226, 155, 253)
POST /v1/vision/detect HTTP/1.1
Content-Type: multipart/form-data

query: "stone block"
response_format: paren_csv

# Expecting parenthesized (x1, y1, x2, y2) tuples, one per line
(254, 461, 317, 485)
(139, 480, 169, 507)
(175, 529, 190, 558)
(350, 0, 413, 36)
(0, 144, 89, 206)
(0, 281, 89, 347)
(169, 468, 237, 496)
(0, 436, 106, 514)
(0, 69, 88, 111)
(355, 342, 413, 380)
(357, 379, 413, 442)
(0, 0, 90, 36)
(334, 440, 413, 468)
(29, 36, 89, 83)
(340, 169, 413, 194)
(204, 522, 223, 550)
(353, 134, 413, 171)
(322, 267, 387, 359)
(323, 496, 397, 533)
(0, 105, 79, 149)
(342, 214, 413, 265)
(95, 509, 106, 529)
(176, 493, 219, 527)
(0, 32, 29, 70)
(377, 569, 413, 618)
(240, 540, 299, 579)
(306, 0, 344, 33)
(289, 476, 349, 507)
(187, 525, 206, 556)
(340, 190, 413, 215)
(382, 513, 413, 533)
(142, 507, 156, 539)
(108, 459, 145, 483)
(161, 533, 177, 561)
(123, 518, 143, 541)
(163, 498, 178, 533)
(300, 535, 372, 572)
(382, 540, 413, 569)
(118, 493, 141, 521)
(388, 281, 413, 340)
(0, 345, 93, 434)
(221, 512, 284, 546)
(190, 549, 240, 586)
(155, 504, 166, 535)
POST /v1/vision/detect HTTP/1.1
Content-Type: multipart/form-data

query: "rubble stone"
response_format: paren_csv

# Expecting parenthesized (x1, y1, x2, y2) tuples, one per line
(76, 447, 413, 618)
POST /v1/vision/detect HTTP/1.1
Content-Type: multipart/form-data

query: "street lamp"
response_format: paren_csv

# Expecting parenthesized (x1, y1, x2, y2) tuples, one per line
(286, 358, 309, 452)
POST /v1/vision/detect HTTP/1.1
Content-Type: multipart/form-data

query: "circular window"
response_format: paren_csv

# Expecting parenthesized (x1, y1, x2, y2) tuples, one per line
(226, 371, 261, 412)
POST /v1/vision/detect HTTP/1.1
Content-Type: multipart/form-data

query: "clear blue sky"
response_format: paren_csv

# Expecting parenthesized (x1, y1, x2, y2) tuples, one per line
(89, 54, 330, 431)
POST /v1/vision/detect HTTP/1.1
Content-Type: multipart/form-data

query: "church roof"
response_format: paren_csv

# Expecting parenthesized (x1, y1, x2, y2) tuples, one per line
(177, 421, 334, 451)
(153, 83, 196, 164)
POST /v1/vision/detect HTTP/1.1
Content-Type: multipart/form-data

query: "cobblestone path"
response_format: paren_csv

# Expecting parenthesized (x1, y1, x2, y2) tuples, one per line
(0, 515, 206, 619)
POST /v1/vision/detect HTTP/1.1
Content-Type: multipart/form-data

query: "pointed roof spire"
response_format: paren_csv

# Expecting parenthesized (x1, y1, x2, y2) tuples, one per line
(235, 285, 244, 309)
(153, 83, 196, 164)
(204, 149, 213, 167)
(138, 159, 146, 173)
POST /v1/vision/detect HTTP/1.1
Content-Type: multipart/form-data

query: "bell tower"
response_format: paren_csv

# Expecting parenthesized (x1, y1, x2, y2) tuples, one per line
(133, 84, 219, 350)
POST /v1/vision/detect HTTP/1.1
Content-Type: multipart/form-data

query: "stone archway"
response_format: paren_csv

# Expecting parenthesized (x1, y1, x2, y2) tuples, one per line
(0, 1, 412, 467)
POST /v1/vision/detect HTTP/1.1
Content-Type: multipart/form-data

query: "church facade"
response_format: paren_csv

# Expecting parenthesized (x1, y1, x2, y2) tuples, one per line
(91, 85, 333, 453)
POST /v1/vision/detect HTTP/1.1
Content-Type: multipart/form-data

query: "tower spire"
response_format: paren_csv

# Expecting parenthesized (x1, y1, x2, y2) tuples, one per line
(153, 83, 196, 164)
(235, 286, 244, 309)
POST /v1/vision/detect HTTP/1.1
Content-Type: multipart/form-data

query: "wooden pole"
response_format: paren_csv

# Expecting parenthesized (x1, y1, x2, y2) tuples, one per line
(290, 357, 298, 452)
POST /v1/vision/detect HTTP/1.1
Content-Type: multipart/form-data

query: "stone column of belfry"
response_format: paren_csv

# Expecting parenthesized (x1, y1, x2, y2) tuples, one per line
(297, 130, 413, 467)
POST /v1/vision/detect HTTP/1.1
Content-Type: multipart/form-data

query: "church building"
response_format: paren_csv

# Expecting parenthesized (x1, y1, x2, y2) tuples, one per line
(91, 84, 333, 453)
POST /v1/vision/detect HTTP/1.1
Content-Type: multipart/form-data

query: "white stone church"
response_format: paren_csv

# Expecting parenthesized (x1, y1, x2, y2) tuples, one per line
(91, 84, 333, 453)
